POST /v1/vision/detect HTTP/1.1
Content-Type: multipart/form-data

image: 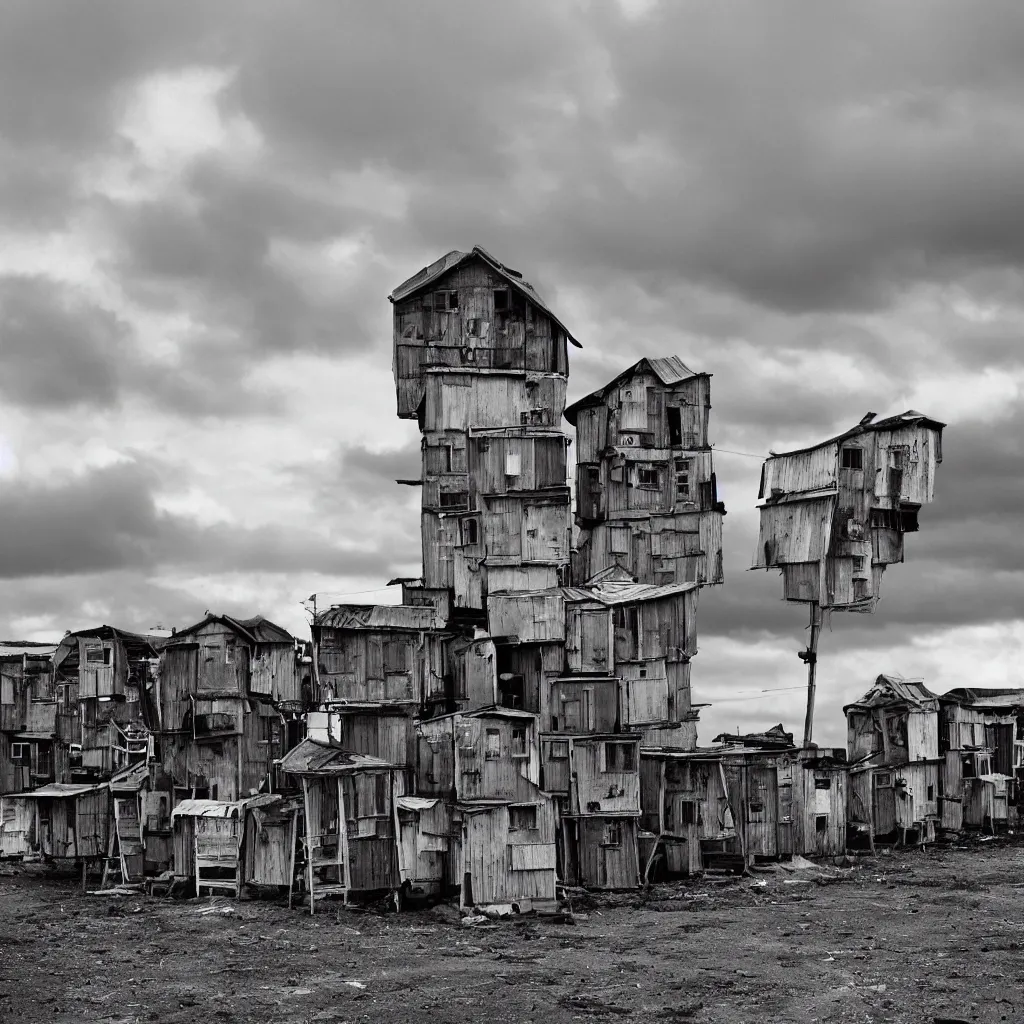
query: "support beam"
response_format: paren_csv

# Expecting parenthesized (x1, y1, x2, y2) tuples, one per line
(800, 603, 822, 748)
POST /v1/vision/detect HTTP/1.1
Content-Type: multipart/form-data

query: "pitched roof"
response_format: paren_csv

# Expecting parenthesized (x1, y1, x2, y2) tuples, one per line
(559, 580, 699, 606)
(389, 246, 581, 348)
(173, 614, 295, 646)
(0, 642, 59, 660)
(940, 687, 1024, 708)
(279, 738, 395, 775)
(845, 673, 940, 713)
(765, 410, 946, 462)
(315, 603, 446, 631)
(563, 355, 702, 425)
(9, 783, 106, 799)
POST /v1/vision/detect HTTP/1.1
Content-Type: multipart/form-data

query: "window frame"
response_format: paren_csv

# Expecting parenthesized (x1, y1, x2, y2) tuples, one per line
(841, 446, 864, 470)
(484, 728, 501, 760)
(508, 804, 538, 831)
(602, 741, 636, 773)
(510, 726, 529, 760)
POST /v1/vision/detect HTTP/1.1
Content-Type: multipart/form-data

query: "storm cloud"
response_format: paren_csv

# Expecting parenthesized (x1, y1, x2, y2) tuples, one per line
(0, 0, 1021, 738)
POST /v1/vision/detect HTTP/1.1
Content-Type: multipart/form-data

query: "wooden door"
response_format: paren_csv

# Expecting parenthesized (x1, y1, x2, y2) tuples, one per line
(745, 765, 778, 858)
(579, 611, 610, 673)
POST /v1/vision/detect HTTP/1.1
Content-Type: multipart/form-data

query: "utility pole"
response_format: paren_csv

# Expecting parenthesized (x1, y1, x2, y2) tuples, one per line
(799, 602, 822, 747)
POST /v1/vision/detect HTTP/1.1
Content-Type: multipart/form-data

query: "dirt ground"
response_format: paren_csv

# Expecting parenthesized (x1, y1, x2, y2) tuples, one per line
(2, 836, 1023, 1024)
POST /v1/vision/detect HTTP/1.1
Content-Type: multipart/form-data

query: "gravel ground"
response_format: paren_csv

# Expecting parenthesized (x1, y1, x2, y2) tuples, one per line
(1, 835, 1023, 1024)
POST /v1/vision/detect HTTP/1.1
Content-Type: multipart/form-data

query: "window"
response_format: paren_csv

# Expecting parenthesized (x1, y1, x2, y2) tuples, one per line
(258, 717, 280, 744)
(10, 742, 28, 764)
(485, 729, 501, 760)
(814, 777, 832, 790)
(870, 507, 902, 532)
(875, 771, 893, 788)
(601, 821, 622, 847)
(505, 449, 521, 476)
(384, 641, 411, 674)
(510, 727, 528, 759)
(852, 555, 867, 576)
(225, 640, 236, 664)
(674, 459, 691, 499)
(927, 785, 934, 801)
(637, 466, 660, 489)
(603, 741, 636, 773)
(841, 447, 863, 470)
(461, 517, 479, 546)
(815, 814, 828, 834)
(961, 754, 976, 779)
(439, 491, 469, 510)
(443, 444, 455, 473)
(547, 740, 569, 761)
(493, 289, 509, 312)
(509, 805, 537, 831)
(432, 289, 458, 311)
(677, 799, 697, 826)
(520, 409, 547, 426)
(84, 644, 110, 665)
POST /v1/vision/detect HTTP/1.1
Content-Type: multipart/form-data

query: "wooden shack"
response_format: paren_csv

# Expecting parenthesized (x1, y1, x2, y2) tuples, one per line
(846, 675, 942, 845)
(1, 642, 59, 795)
(243, 793, 303, 895)
(152, 614, 295, 803)
(313, 603, 448, 709)
(639, 751, 737, 878)
(564, 356, 725, 588)
(395, 795, 453, 899)
(390, 246, 578, 420)
(280, 738, 403, 912)
(9, 782, 109, 865)
(938, 688, 1024, 831)
(753, 411, 944, 611)
(52, 627, 157, 784)
(416, 707, 557, 907)
(549, 733, 643, 889)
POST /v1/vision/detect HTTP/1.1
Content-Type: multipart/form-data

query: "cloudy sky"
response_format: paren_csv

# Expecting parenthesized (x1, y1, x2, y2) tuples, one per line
(2, 0, 1022, 744)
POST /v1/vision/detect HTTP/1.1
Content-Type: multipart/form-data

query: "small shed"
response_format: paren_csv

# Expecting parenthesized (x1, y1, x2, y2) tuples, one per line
(243, 793, 303, 898)
(9, 782, 110, 864)
(172, 798, 249, 897)
(280, 738, 403, 913)
(395, 795, 453, 898)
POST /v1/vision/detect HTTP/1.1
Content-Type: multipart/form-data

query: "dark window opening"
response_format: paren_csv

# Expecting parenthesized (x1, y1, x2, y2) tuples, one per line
(899, 503, 921, 533)
(499, 674, 525, 709)
(493, 289, 509, 312)
(841, 447, 863, 470)
(675, 458, 691, 499)
(870, 508, 901, 532)
(602, 821, 622, 847)
(509, 805, 537, 831)
(927, 785, 934, 801)
(637, 467, 660, 489)
(433, 290, 458, 311)
(678, 800, 697, 826)
(852, 555, 867, 575)
(548, 740, 568, 761)
(604, 741, 636, 773)
(962, 755, 976, 779)
(439, 491, 469, 510)
(667, 407, 683, 447)
(462, 517, 479, 546)
(815, 814, 828, 834)
(814, 777, 832, 790)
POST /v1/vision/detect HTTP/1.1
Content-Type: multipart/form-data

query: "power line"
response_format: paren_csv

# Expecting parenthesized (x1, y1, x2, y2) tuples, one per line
(712, 446, 766, 459)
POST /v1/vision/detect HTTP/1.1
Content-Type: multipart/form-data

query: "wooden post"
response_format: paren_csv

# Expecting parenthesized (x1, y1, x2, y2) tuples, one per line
(801, 603, 822, 748)
(337, 776, 351, 907)
(867, 772, 876, 856)
(81, 858, 88, 894)
(301, 778, 315, 916)
(287, 807, 298, 911)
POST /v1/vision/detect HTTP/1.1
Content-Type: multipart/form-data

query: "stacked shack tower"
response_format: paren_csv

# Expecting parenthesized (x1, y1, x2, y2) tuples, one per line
(310, 246, 726, 898)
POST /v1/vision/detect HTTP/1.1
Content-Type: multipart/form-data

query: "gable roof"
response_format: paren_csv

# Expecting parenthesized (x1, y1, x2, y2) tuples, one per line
(940, 687, 1024, 709)
(173, 614, 295, 646)
(844, 673, 940, 713)
(563, 355, 702, 425)
(389, 246, 581, 349)
(765, 410, 946, 462)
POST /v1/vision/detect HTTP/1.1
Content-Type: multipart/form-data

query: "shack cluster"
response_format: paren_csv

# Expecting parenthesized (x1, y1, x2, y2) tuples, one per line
(2, 248, 1015, 912)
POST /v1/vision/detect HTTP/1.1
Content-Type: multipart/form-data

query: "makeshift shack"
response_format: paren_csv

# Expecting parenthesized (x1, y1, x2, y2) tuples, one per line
(9, 782, 109, 865)
(280, 738, 403, 913)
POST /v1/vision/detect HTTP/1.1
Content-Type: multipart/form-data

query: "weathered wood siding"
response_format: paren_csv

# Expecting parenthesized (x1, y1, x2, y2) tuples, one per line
(550, 678, 619, 734)
(570, 737, 641, 816)
(454, 715, 540, 802)
(424, 372, 567, 433)
(487, 593, 565, 642)
(574, 816, 640, 889)
(317, 628, 442, 705)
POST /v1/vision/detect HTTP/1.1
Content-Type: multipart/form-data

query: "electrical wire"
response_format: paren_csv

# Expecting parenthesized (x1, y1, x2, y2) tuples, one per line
(711, 446, 767, 459)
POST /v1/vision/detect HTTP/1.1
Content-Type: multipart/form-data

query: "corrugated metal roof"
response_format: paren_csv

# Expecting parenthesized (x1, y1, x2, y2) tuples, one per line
(315, 604, 446, 631)
(172, 799, 240, 819)
(279, 738, 394, 775)
(0, 642, 58, 659)
(941, 687, 1024, 708)
(563, 356, 703, 425)
(389, 246, 580, 348)
(845, 674, 940, 712)
(9, 783, 105, 799)
(559, 580, 699, 606)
